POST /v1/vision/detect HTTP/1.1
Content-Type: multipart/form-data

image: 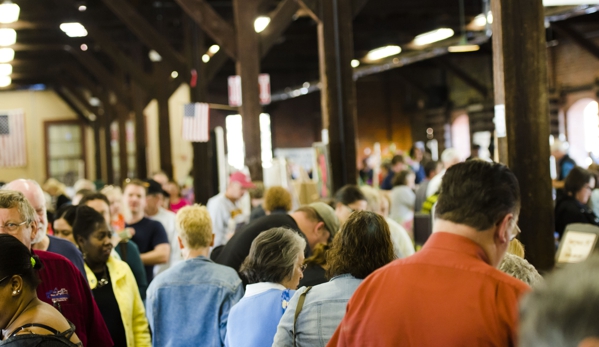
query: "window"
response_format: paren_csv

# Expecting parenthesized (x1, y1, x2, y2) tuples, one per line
(226, 114, 273, 171)
(451, 114, 471, 161)
(567, 99, 599, 167)
(45, 121, 86, 185)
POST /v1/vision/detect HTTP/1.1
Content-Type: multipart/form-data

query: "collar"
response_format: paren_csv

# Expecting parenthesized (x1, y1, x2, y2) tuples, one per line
(329, 274, 356, 281)
(423, 232, 491, 265)
(85, 256, 125, 290)
(244, 282, 286, 298)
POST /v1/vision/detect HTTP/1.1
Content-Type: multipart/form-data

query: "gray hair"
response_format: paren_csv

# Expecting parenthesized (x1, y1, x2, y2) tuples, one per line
(499, 253, 543, 287)
(240, 227, 306, 285)
(0, 190, 36, 224)
(520, 256, 599, 347)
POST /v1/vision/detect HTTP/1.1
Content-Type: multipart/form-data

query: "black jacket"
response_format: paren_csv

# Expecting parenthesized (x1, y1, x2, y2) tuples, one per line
(555, 196, 599, 239)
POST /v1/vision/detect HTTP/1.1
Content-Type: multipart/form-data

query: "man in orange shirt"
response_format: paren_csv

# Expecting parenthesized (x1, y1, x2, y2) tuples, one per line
(328, 160, 530, 347)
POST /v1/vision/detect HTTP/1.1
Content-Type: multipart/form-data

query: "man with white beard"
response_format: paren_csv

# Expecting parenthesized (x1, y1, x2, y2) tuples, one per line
(3, 179, 86, 278)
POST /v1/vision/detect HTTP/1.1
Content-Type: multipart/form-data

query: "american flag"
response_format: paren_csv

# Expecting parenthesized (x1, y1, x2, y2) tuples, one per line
(0, 109, 26, 168)
(182, 103, 210, 142)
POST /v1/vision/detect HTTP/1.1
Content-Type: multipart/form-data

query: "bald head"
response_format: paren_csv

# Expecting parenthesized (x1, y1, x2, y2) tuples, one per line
(3, 179, 47, 244)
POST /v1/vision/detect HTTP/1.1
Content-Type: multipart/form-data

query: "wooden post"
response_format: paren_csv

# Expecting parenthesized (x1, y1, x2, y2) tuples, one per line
(233, 0, 264, 181)
(318, 0, 358, 192)
(187, 19, 215, 204)
(156, 63, 174, 179)
(491, 0, 554, 271)
(103, 103, 115, 185)
(92, 120, 102, 181)
(132, 81, 148, 178)
(117, 105, 128, 182)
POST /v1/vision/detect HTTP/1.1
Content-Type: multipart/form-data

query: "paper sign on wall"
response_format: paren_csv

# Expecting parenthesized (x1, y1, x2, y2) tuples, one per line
(494, 104, 506, 138)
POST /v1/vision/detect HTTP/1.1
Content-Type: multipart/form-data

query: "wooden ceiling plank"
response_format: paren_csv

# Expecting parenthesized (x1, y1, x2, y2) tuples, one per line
(100, 0, 188, 73)
(174, 0, 237, 60)
(260, 0, 299, 58)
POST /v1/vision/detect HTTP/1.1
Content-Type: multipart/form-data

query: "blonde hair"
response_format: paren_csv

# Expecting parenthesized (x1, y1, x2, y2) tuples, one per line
(101, 185, 123, 200)
(43, 178, 66, 196)
(263, 186, 292, 212)
(508, 238, 525, 258)
(176, 204, 213, 249)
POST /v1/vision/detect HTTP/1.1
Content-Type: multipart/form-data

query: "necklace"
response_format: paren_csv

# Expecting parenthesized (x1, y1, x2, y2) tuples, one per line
(96, 265, 109, 288)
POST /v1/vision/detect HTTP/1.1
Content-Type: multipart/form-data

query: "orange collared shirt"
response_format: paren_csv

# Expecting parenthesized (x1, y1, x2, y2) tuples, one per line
(328, 232, 530, 347)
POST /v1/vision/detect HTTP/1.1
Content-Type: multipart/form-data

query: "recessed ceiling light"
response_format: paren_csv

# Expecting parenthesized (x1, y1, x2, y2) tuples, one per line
(202, 54, 210, 63)
(0, 1, 20, 24)
(0, 28, 16, 46)
(254, 16, 271, 33)
(148, 50, 162, 62)
(60, 22, 88, 37)
(171, 71, 179, 78)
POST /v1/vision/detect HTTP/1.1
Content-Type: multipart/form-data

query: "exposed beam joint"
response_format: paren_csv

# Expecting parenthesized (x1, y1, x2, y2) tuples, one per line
(174, 0, 237, 60)
(434, 57, 488, 97)
(100, 0, 188, 74)
(53, 86, 91, 124)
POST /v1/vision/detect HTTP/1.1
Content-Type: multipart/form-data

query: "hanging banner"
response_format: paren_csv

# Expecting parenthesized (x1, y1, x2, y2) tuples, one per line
(228, 76, 242, 107)
(259, 73, 271, 105)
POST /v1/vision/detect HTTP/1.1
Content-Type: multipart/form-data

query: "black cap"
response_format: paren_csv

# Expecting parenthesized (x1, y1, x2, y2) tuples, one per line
(145, 179, 169, 197)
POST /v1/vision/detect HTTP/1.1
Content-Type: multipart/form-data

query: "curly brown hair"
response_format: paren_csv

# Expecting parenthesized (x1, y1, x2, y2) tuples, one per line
(326, 211, 395, 279)
(263, 186, 292, 212)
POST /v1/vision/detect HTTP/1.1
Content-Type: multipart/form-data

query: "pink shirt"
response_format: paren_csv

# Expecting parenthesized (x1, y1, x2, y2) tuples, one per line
(169, 198, 189, 214)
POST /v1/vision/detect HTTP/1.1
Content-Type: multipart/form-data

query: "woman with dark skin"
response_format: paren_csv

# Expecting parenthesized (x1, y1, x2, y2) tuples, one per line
(555, 167, 599, 239)
(73, 206, 150, 347)
(0, 234, 81, 346)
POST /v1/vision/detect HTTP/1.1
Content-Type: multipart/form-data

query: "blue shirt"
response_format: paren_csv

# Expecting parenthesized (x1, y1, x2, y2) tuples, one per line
(146, 256, 244, 347)
(47, 235, 86, 280)
(272, 274, 362, 347)
(226, 284, 294, 347)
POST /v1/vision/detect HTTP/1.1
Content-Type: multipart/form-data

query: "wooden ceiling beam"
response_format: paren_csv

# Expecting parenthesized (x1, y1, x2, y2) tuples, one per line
(56, 77, 101, 119)
(433, 57, 488, 97)
(52, 86, 92, 124)
(552, 22, 599, 61)
(66, 46, 132, 109)
(298, 0, 368, 22)
(11, 43, 66, 51)
(100, 0, 188, 75)
(259, 0, 299, 58)
(174, 0, 237, 59)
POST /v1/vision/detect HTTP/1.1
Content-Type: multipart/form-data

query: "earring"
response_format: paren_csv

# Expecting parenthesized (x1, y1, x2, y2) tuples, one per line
(12, 290, 17, 295)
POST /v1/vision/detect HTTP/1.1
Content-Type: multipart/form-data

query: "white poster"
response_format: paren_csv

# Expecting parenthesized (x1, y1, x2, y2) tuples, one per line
(557, 231, 598, 263)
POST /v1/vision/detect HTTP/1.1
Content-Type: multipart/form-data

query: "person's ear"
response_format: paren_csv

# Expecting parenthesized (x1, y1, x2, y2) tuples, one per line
(496, 214, 513, 244)
(579, 337, 599, 347)
(177, 235, 184, 250)
(10, 276, 23, 296)
(75, 235, 86, 250)
(29, 219, 38, 243)
(210, 234, 215, 247)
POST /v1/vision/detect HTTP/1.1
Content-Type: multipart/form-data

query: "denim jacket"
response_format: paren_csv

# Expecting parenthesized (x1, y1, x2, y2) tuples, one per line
(272, 274, 362, 347)
(146, 256, 244, 347)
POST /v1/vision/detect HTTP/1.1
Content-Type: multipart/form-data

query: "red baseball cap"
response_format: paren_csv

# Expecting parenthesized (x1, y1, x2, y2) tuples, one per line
(229, 172, 255, 189)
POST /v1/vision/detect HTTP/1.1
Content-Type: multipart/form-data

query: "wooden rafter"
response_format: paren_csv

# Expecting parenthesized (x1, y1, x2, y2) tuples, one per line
(552, 22, 599, 61)
(260, 0, 299, 57)
(434, 57, 488, 97)
(174, 0, 237, 60)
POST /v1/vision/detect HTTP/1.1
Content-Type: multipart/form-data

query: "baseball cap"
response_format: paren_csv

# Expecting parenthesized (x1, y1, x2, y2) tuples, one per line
(309, 202, 340, 238)
(229, 172, 255, 189)
(144, 179, 170, 197)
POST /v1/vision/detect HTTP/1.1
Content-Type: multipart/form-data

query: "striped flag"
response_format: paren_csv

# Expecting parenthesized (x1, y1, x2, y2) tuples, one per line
(182, 103, 210, 142)
(0, 109, 26, 168)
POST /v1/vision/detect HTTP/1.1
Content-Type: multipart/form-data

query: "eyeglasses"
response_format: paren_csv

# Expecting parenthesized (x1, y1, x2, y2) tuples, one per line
(510, 224, 521, 241)
(300, 264, 308, 272)
(0, 221, 28, 232)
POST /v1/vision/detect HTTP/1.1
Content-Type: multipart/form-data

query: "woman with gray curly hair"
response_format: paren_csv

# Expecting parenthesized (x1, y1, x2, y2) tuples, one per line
(225, 227, 306, 347)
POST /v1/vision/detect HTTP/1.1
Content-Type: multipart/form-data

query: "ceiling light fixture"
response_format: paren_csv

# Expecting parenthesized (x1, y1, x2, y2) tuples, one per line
(365, 45, 402, 62)
(0, 28, 16, 46)
(171, 71, 179, 78)
(202, 54, 210, 63)
(0, 1, 20, 24)
(208, 45, 220, 55)
(448, 44, 480, 53)
(0, 48, 15, 63)
(148, 50, 162, 62)
(254, 16, 271, 33)
(351, 59, 360, 68)
(0, 75, 11, 87)
(60, 22, 88, 37)
(80, 44, 88, 51)
(413, 28, 455, 46)
(78, 5, 87, 11)
(0, 63, 12, 75)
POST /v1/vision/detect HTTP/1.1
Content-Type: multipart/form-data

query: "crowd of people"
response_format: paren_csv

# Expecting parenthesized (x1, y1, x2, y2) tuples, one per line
(1, 148, 599, 346)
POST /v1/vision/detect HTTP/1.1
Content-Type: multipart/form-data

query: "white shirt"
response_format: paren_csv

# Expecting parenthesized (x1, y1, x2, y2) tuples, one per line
(244, 282, 286, 298)
(426, 169, 446, 198)
(386, 217, 415, 259)
(207, 193, 243, 247)
(147, 207, 181, 276)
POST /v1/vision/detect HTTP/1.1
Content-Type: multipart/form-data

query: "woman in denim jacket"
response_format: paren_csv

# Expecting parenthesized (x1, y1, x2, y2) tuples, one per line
(226, 227, 306, 347)
(272, 211, 396, 347)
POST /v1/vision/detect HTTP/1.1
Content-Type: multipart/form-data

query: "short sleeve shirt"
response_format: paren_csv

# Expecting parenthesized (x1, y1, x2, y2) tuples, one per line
(127, 217, 169, 283)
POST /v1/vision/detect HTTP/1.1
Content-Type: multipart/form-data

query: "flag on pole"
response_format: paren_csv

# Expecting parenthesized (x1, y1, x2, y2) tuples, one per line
(0, 109, 27, 168)
(182, 103, 210, 142)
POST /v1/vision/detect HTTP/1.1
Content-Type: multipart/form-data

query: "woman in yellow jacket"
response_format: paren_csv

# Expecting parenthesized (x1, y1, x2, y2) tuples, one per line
(73, 206, 151, 347)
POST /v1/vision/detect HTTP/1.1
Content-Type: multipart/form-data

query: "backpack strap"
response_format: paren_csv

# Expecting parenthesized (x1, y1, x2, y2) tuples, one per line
(292, 286, 313, 347)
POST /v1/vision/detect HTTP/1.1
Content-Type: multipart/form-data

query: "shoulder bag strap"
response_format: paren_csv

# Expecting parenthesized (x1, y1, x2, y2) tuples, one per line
(293, 286, 313, 347)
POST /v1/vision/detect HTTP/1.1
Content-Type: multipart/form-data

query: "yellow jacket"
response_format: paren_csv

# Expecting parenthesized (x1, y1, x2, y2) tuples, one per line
(86, 256, 151, 347)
